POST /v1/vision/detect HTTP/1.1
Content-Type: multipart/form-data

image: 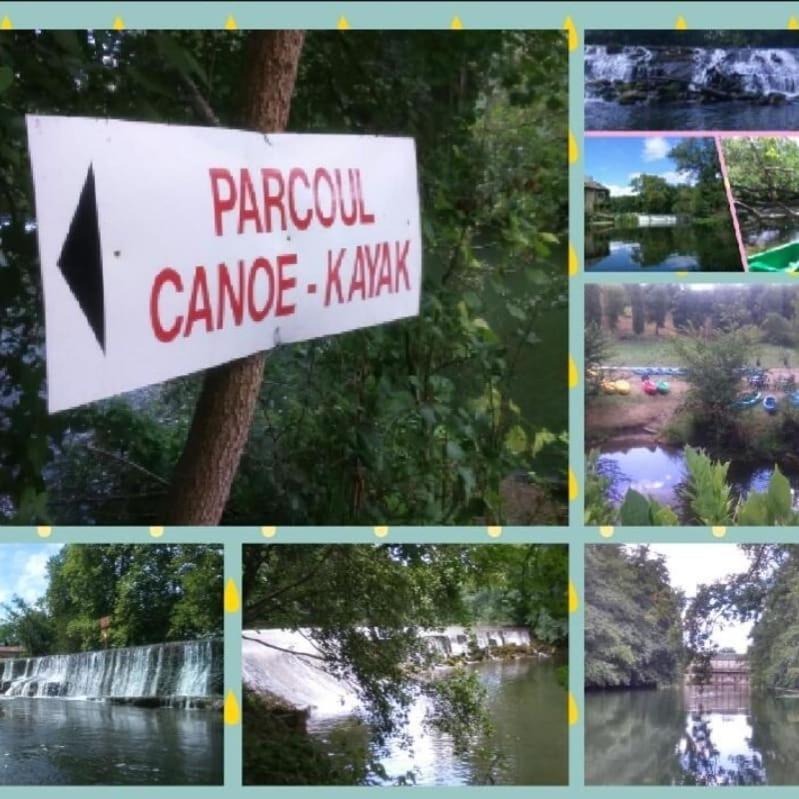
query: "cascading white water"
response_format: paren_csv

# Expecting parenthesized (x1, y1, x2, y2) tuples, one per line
(0, 639, 222, 700)
(584, 45, 648, 83)
(586, 45, 799, 99)
(243, 626, 534, 719)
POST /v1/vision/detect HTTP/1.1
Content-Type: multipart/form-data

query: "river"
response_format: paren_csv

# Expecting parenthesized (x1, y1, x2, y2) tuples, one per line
(585, 225, 742, 272)
(597, 445, 799, 517)
(308, 659, 567, 786)
(586, 685, 799, 785)
(0, 698, 223, 785)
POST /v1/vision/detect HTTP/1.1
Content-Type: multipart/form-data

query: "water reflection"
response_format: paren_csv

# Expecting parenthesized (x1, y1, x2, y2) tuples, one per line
(586, 225, 742, 272)
(310, 659, 567, 786)
(585, 223, 743, 272)
(586, 686, 799, 785)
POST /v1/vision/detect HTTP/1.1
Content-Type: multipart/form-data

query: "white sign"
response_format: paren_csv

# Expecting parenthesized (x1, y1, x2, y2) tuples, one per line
(26, 115, 422, 412)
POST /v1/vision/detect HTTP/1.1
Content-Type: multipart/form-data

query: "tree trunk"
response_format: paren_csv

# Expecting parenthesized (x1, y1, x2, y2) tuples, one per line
(164, 31, 305, 525)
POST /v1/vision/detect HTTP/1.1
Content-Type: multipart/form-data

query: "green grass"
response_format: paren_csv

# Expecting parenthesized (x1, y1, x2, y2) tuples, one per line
(606, 337, 797, 369)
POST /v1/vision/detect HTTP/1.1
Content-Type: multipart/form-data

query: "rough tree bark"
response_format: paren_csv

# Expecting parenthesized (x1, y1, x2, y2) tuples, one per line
(164, 31, 305, 525)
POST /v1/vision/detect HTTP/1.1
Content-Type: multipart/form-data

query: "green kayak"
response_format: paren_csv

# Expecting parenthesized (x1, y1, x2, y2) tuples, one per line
(749, 241, 799, 272)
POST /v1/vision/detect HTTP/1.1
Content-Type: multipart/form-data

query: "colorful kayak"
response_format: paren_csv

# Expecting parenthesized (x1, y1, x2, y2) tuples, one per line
(601, 380, 617, 394)
(657, 380, 670, 395)
(749, 241, 799, 273)
(614, 380, 631, 396)
(642, 379, 658, 396)
(731, 391, 762, 410)
(789, 391, 799, 408)
(764, 395, 779, 413)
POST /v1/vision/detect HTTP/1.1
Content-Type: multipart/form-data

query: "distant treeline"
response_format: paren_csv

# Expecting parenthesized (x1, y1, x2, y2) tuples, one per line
(586, 30, 799, 48)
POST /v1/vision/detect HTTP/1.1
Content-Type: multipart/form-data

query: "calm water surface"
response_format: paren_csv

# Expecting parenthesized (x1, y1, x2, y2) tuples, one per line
(310, 659, 567, 786)
(0, 699, 223, 785)
(585, 100, 799, 132)
(586, 225, 742, 272)
(598, 445, 799, 514)
(586, 686, 799, 785)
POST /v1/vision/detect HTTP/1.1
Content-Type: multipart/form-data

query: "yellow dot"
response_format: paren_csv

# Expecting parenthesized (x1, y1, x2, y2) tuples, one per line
(568, 692, 579, 725)
(569, 581, 579, 613)
(675, 15, 688, 29)
(712, 526, 727, 538)
(224, 578, 240, 613)
(599, 526, 615, 539)
(451, 16, 463, 29)
(790, 16, 799, 29)
(149, 526, 164, 538)
(569, 355, 579, 389)
(569, 130, 579, 164)
(568, 468, 579, 502)
(1, 16, 12, 29)
(563, 16, 577, 51)
(112, 16, 124, 30)
(568, 242, 579, 277)
(487, 526, 502, 538)
(224, 690, 241, 725)
(261, 526, 277, 538)
(36, 526, 52, 539)
(676, 271, 689, 278)
(224, 15, 237, 30)
(374, 526, 389, 538)
(337, 16, 350, 29)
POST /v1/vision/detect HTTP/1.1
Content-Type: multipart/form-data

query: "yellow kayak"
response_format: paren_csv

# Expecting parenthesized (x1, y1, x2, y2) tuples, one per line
(615, 380, 631, 395)
(601, 380, 617, 394)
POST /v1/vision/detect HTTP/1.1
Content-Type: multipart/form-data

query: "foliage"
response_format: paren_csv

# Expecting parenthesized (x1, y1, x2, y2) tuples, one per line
(1, 544, 223, 653)
(242, 543, 566, 783)
(0, 30, 568, 526)
(588, 448, 799, 527)
(672, 324, 756, 440)
(603, 286, 627, 331)
(584, 323, 615, 396)
(585, 284, 602, 327)
(628, 285, 645, 336)
(585, 545, 684, 688)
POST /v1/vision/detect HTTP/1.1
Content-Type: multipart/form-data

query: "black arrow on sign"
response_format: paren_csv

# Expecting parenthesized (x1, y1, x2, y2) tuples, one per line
(57, 164, 105, 352)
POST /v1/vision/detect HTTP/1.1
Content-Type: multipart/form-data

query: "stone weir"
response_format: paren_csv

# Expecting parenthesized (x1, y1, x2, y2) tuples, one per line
(0, 639, 223, 706)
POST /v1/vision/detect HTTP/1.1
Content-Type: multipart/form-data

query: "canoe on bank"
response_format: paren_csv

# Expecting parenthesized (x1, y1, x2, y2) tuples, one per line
(749, 241, 799, 273)
(764, 395, 779, 413)
(731, 391, 762, 410)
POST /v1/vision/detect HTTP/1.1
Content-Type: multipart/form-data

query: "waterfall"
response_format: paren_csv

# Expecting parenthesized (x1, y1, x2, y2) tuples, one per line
(0, 639, 222, 700)
(243, 626, 533, 719)
(586, 45, 799, 99)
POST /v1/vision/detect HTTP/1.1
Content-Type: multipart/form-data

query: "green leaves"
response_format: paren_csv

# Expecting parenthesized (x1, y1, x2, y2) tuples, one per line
(683, 446, 734, 525)
(0, 65, 13, 93)
(737, 467, 798, 526)
(618, 490, 678, 526)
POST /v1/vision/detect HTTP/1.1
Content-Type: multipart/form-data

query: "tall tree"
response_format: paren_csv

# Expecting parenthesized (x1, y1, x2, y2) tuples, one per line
(165, 31, 305, 524)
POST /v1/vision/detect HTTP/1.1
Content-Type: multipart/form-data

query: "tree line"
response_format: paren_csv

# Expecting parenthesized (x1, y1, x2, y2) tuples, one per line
(0, 544, 223, 655)
(586, 544, 799, 692)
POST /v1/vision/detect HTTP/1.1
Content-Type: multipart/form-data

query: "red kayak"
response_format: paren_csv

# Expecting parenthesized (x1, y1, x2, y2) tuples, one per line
(642, 378, 658, 396)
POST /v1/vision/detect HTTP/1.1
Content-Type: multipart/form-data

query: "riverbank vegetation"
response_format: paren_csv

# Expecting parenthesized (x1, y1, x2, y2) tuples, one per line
(242, 543, 567, 785)
(0, 544, 223, 655)
(0, 30, 568, 526)
(586, 284, 799, 524)
(723, 137, 799, 256)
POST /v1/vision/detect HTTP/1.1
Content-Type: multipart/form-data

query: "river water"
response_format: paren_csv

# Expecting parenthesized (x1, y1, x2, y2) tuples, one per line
(308, 659, 567, 786)
(0, 698, 223, 785)
(597, 445, 799, 515)
(585, 225, 742, 272)
(586, 686, 799, 785)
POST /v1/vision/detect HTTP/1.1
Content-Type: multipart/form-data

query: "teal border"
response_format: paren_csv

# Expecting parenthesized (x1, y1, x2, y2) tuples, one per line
(2, 1, 799, 794)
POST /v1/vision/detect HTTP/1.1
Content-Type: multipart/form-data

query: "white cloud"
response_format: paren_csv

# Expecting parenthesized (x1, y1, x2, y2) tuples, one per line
(660, 169, 694, 186)
(642, 136, 671, 162)
(14, 552, 52, 603)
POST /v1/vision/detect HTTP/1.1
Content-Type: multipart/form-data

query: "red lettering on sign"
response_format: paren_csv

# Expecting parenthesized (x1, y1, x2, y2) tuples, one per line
(355, 169, 375, 224)
(239, 169, 264, 234)
(247, 257, 276, 322)
(218, 260, 245, 328)
(209, 168, 236, 236)
(184, 266, 213, 337)
(150, 268, 184, 342)
(276, 254, 297, 317)
(324, 248, 346, 306)
(313, 168, 336, 228)
(288, 168, 312, 230)
(261, 169, 287, 233)
(336, 169, 359, 226)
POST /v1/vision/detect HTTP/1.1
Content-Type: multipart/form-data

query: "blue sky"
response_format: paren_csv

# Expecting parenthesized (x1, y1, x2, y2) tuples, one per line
(0, 543, 62, 618)
(586, 136, 698, 197)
